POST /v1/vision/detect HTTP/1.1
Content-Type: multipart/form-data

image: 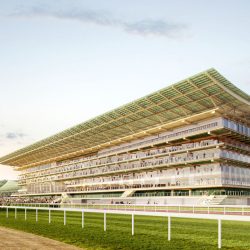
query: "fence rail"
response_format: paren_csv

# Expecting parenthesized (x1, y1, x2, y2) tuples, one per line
(1, 205, 250, 249)
(4, 203, 250, 216)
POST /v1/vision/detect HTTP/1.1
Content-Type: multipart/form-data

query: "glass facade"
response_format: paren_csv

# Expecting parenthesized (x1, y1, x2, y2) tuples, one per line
(18, 117, 250, 196)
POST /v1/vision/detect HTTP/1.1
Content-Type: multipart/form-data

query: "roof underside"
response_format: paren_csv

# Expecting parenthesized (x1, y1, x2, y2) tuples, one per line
(0, 68, 249, 168)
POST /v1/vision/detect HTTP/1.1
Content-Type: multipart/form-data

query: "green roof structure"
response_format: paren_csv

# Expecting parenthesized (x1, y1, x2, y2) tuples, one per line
(0, 68, 249, 168)
(0, 180, 18, 193)
(0, 180, 7, 188)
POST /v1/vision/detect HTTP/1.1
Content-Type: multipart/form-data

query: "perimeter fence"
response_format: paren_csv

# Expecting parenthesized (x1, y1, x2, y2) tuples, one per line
(1, 204, 250, 249)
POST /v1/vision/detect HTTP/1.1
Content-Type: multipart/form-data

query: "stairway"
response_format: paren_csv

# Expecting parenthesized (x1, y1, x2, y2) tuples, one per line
(121, 189, 136, 198)
(198, 195, 227, 205)
(208, 195, 227, 205)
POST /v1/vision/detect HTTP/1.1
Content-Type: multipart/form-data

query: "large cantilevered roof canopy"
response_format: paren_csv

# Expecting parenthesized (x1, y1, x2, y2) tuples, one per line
(0, 68, 249, 168)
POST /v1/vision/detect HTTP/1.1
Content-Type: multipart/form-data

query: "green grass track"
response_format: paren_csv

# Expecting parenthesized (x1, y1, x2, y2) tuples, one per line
(0, 208, 250, 250)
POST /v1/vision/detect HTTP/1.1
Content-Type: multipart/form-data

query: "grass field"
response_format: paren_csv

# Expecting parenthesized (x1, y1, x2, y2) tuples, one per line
(0, 208, 250, 250)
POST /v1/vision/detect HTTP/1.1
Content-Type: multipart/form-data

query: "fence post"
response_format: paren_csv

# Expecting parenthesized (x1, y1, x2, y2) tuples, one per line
(82, 210, 84, 228)
(168, 216, 171, 241)
(25, 208, 27, 221)
(36, 209, 38, 222)
(6, 207, 8, 218)
(15, 208, 17, 219)
(64, 210, 66, 226)
(104, 212, 106, 231)
(49, 209, 51, 224)
(218, 219, 222, 249)
(132, 213, 134, 236)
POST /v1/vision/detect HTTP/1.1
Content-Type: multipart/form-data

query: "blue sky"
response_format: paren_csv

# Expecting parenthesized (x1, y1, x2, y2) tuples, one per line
(0, 0, 250, 179)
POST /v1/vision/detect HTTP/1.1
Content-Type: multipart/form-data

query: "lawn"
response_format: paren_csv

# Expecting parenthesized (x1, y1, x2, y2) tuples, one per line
(0, 208, 250, 250)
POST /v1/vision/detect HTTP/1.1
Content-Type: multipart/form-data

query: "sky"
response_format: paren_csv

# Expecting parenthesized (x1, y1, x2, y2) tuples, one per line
(0, 0, 250, 180)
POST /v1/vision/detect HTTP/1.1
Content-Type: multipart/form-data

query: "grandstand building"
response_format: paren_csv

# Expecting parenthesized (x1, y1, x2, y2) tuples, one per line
(0, 68, 250, 205)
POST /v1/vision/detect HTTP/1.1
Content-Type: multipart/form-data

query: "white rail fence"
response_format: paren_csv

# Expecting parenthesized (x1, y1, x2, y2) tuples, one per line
(5, 203, 250, 216)
(1, 205, 250, 249)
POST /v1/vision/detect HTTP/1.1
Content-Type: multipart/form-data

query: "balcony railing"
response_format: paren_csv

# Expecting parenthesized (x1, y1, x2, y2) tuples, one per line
(20, 139, 220, 181)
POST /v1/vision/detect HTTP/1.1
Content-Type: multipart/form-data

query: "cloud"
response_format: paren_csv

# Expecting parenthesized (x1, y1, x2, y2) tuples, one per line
(5, 132, 26, 140)
(10, 4, 188, 38)
(125, 20, 187, 38)
(0, 131, 31, 157)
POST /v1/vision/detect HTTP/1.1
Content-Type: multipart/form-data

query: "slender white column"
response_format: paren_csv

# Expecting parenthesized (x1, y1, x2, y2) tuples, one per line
(218, 219, 222, 249)
(168, 216, 171, 241)
(82, 210, 84, 228)
(104, 212, 106, 231)
(132, 214, 134, 236)
(64, 210, 66, 225)
(49, 209, 51, 224)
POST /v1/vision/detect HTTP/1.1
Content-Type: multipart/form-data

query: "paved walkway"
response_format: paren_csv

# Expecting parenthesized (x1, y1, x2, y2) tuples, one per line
(0, 226, 83, 250)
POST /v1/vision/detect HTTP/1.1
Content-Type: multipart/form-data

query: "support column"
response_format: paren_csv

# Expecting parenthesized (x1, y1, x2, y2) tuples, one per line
(82, 210, 84, 228)
(104, 212, 106, 231)
(64, 210, 66, 225)
(168, 216, 171, 241)
(218, 219, 222, 249)
(132, 214, 134, 236)
(49, 209, 51, 224)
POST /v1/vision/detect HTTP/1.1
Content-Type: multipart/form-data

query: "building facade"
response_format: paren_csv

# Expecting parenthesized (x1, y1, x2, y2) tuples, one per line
(1, 69, 250, 205)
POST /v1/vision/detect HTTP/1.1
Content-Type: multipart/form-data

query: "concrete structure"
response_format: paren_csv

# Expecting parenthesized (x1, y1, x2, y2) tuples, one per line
(0, 68, 250, 205)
